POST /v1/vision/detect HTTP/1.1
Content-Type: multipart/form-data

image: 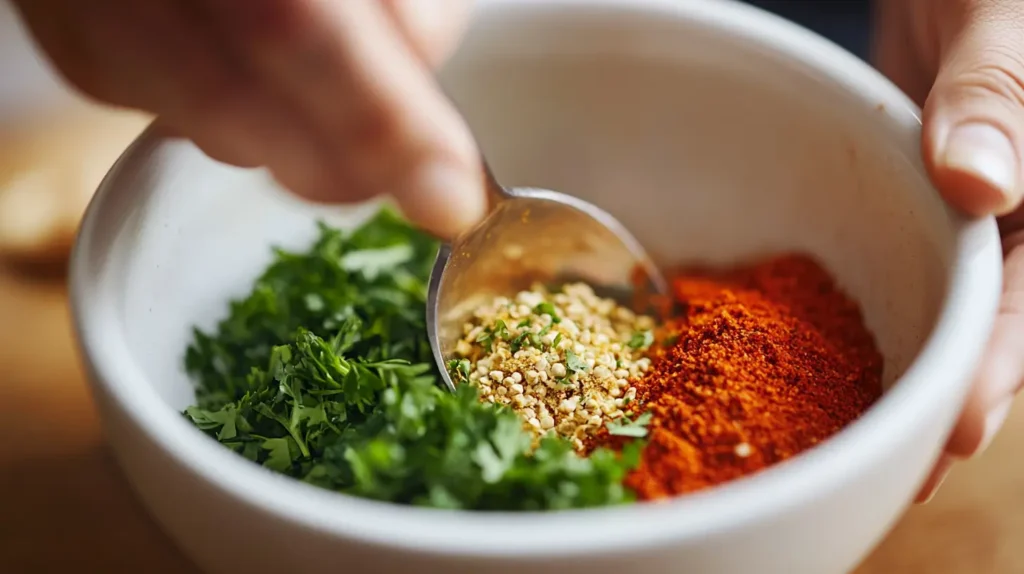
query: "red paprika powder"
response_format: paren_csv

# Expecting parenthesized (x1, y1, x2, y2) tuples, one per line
(589, 254, 883, 500)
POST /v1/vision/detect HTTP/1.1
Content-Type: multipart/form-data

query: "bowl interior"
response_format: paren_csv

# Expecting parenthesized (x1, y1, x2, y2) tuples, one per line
(105, 2, 954, 416)
(69, 0, 1008, 562)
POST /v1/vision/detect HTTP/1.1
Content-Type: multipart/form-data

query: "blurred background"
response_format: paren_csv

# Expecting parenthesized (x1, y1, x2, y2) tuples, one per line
(0, 1, 1021, 572)
(0, 0, 148, 276)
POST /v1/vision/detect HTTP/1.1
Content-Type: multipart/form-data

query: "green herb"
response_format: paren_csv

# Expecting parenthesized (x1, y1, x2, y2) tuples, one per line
(565, 349, 588, 374)
(628, 330, 655, 350)
(534, 325, 552, 348)
(183, 207, 640, 510)
(476, 328, 495, 352)
(509, 332, 530, 354)
(476, 320, 510, 352)
(339, 244, 414, 281)
(447, 358, 471, 383)
(606, 411, 653, 438)
(534, 302, 561, 324)
(552, 332, 563, 349)
(492, 320, 510, 340)
(516, 319, 531, 329)
(184, 208, 436, 409)
(526, 332, 541, 348)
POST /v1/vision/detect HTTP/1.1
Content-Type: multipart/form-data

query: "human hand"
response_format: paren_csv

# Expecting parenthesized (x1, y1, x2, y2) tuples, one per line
(875, 0, 1024, 502)
(11, 0, 483, 240)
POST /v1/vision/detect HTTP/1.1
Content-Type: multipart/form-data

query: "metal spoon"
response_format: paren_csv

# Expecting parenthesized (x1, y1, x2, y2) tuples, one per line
(427, 160, 668, 392)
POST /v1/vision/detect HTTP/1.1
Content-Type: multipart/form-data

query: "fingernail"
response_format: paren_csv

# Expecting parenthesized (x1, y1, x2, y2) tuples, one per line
(977, 396, 1014, 454)
(943, 122, 1020, 212)
(398, 162, 486, 239)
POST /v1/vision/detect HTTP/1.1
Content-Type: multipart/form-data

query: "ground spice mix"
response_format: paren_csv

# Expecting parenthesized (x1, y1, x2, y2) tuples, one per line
(588, 254, 884, 500)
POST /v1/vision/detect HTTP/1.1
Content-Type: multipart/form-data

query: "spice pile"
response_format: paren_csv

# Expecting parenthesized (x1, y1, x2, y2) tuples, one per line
(449, 283, 654, 450)
(182, 205, 885, 510)
(586, 254, 884, 499)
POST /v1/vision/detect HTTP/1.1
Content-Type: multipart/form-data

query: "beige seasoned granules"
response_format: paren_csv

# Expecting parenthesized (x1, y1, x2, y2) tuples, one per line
(449, 282, 654, 451)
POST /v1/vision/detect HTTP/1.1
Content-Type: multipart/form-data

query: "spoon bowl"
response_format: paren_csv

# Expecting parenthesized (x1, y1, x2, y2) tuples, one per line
(427, 164, 666, 392)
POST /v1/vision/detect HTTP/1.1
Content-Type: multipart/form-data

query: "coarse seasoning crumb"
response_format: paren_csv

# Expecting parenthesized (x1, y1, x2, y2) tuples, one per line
(450, 282, 655, 451)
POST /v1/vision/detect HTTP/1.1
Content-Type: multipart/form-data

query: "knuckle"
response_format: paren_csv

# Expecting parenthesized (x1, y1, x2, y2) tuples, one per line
(955, 46, 1024, 109)
(975, 0, 1024, 24)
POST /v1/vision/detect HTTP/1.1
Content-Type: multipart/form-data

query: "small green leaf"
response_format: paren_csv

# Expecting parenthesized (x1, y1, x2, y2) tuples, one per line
(534, 302, 561, 324)
(492, 320, 510, 340)
(628, 330, 654, 350)
(262, 437, 295, 471)
(509, 332, 530, 354)
(447, 358, 471, 383)
(565, 349, 587, 374)
(475, 328, 495, 352)
(340, 244, 414, 280)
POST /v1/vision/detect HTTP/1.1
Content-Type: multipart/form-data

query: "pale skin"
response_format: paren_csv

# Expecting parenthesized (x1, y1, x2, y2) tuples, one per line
(11, 0, 1024, 502)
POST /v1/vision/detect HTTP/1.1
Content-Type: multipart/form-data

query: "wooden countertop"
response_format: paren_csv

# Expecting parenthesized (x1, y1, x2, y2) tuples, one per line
(1, 265, 1019, 574)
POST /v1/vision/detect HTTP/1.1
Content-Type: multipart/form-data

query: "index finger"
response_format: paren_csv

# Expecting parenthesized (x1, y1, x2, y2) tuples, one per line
(201, 0, 485, 239)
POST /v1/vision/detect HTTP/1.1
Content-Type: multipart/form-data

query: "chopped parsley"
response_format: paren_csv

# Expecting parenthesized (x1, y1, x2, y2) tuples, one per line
(492, 320, 510, 340)
(183, 207, 641, 510)
(565, 349, 588, 374)
(509, 332, 530, 354)
(477, 320, 511, 353)
(628, 330, 655, 350)
(534, 302, 562, 324)
(448, 358, 471, 383)
(476, 330, 495, 352)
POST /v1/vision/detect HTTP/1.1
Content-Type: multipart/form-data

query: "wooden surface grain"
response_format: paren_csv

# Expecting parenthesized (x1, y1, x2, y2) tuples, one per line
(0, 266, 1019, 574)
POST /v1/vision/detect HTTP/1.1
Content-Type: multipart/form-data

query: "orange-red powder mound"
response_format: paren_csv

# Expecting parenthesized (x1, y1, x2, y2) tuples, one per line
(588, 254, 883, 500)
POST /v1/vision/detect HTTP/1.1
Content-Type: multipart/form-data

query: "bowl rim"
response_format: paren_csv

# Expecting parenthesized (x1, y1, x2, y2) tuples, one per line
(70, 0, 1003, 558)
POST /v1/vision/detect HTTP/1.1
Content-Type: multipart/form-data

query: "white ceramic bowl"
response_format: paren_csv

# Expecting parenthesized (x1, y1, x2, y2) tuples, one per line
(70, 1, 1004, 573)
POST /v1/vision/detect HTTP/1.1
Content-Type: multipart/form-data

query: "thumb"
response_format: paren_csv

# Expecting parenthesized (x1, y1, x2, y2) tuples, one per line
(923, 1, 1024, 217)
